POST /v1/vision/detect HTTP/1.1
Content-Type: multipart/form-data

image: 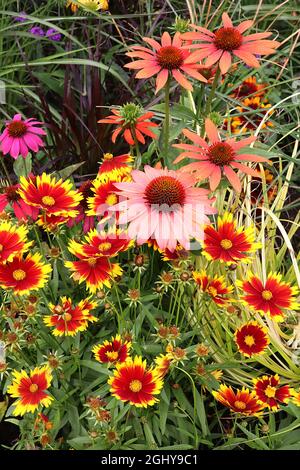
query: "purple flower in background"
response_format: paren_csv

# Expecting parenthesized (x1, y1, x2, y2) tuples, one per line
(14, 11, 27, 22)
(29, 26, 45, 37)
(46, 28, 62, 42)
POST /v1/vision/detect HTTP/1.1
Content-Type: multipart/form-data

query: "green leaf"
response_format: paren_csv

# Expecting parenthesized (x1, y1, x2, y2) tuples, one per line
(55, 162, 85, 180)
(13, 154, 32, 177)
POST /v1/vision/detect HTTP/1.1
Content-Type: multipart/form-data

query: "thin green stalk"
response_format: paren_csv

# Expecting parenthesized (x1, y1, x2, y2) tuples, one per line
(163, 78, 170, 162)
(0, 157, 12, 185)
(204, 67, 221, 118)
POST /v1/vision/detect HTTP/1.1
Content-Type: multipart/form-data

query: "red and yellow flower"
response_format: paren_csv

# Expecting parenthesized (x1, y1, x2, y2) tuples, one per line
(65, 242, 122, 293)
(230, 76, 267, 100)
(226, 97, 273, 134)
(0, 252, 52, 295)
(92, 334, 131, 364)
(86, 172, 132, 220)
(154, 354, 172, 378)
(98, 153, 133, 178)
(212, 384, 264, 415)
(18, 173, 83, 217)
(234, 321, 270, 357)
(202, 212, 260, 264)
(253, 374, 290, 410)
(98, 105, 158, 146)
(108, 356, 163, 407)
(193, 270, 233, 305)
(290, 389, 300, 407)
(36, 213, 70, 231)
(0, 220, 32, 263)
(69, 227, 133, 259)
(238, 272, 299, 322)
(7, 366, 53, 416)
(44, 297, 98, 336)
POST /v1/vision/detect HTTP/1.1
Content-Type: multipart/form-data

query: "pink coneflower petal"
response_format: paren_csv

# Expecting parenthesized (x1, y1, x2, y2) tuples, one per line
(205, 118, 220, 143)
(205, 50, 223, 67)
(172, 69, 193, 90)
(230, 136, 257, 150)
(219, 51, 232, 74)
(192, 25, 216, 38)
(125, 59, 158, 69)
(143, 37, 161, 50)
(224, 166, 242, 192)
(236, 20, 254, 33)
(161, 31, 172, 47)
(233, 49, 260, 67)
(222, 12, 233, 28)
(156, 69, 169, 92)
(236, 154, 269, 163)
(209, 167, 222, 191)
(231, 162, 261, 177)
(136, 67, 160, 79)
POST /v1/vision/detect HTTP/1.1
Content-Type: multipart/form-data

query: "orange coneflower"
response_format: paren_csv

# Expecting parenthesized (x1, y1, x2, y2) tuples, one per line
(7, 366, 53, 416)
(173, 118, 270, 193)
(108, 356, 163, 407)
(212, 384, 264, 415)
(202, 212, 260, 264)
(125, 31, 207, 93)
(182, 13, 280, 74)
(98, 104, 158, 146)
(253, 374, 290, 410)
(234, 321, 270, 357)
(238, 272, 299, 322)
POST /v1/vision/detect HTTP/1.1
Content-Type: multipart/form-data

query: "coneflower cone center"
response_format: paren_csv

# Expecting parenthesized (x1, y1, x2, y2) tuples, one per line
(214, 27, 243, 51)
(208, 142, 235, 166)
(145, 176, 186, 208)
(7, 121, 28, 137)
(5, 186, 21, 203)
(157, 46, 184, 70)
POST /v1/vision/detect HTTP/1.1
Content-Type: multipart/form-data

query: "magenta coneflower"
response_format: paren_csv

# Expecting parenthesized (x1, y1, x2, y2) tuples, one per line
(111, 165, 216, 252)
(125, 31, 207, 93)
(0, 114, 46, 159)
(182, 13, 280, 74)
(173, 118, 270, 192)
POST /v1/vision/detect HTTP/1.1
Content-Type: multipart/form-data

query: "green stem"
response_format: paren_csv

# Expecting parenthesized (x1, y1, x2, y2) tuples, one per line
(163, 79, 171, 162)
(133, 134, 141, 169)
(203, 67, 221, 119)
(0, 157, 12, 185)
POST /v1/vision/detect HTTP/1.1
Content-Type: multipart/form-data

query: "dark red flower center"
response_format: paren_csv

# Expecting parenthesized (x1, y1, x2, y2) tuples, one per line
(7, 121, 28, 138)
(145, 176, 186, 207)
(157, 46, 184, 70)
(208, 142, 235, 166)
(4, 185, 20, 202)
(214, 27, 243, 51)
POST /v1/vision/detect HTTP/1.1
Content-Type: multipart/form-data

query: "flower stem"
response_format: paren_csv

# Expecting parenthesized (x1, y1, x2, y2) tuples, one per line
(0, 157, 12, 185)
(163, 78, 171, 163)
(204, 67, 221, 118)
(133, 134, 141, 169)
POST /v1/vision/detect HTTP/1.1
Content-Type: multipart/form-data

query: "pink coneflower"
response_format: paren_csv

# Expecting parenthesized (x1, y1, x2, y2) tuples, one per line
(125, 32, 207, 93)
(173, 118, 270, 192)
(182, 13, 280, 74)
(0, 114, 46, 159)
(111, 165, 216, 252)
(0, 183, 39, 221)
